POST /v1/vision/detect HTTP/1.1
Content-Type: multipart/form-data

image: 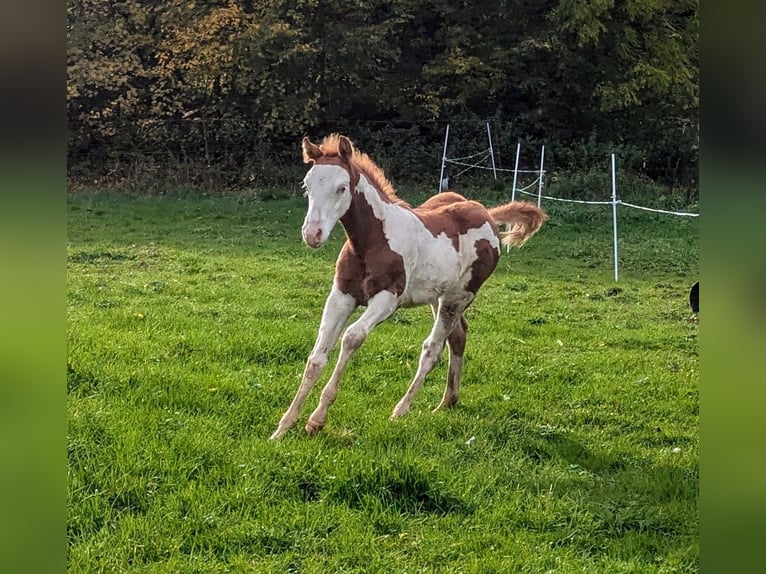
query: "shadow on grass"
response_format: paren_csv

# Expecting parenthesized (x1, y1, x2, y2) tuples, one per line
(261, 447, 473, 517)
(324, 460, 474, 516)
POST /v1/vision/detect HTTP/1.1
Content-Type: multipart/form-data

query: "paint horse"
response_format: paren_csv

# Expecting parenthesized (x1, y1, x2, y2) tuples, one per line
(269, 134, 547, 439)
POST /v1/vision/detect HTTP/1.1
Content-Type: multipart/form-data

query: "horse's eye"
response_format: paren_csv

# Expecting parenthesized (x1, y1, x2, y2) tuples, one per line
(336, 184, 346, 194)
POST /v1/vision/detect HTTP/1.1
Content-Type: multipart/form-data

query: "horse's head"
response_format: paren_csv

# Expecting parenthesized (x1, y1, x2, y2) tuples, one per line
(300, 135, 358, 248)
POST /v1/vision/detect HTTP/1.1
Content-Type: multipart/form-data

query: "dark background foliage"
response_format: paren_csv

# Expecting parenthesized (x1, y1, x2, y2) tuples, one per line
(67, 0, 698, 197)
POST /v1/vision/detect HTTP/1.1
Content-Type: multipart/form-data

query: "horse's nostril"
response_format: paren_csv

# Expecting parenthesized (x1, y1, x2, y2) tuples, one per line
(303, 223, 323, 246)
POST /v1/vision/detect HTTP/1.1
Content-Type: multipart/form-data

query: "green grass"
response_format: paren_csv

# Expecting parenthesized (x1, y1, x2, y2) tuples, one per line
(67, 191, 698, 573)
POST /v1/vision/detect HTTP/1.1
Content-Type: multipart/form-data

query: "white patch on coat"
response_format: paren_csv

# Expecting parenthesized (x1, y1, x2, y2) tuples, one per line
(358, 176, 499, 307)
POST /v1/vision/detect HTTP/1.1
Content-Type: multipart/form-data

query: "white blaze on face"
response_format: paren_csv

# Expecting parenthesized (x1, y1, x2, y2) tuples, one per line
(301, 164, 352, 248)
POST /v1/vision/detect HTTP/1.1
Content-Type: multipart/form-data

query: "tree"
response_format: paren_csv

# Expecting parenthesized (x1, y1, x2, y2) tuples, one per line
(67, 0, 698, 190)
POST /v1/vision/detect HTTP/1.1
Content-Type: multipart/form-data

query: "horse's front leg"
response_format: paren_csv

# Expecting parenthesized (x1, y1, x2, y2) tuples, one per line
(305, 290, 399, 435)
(269, 287, 357, 440)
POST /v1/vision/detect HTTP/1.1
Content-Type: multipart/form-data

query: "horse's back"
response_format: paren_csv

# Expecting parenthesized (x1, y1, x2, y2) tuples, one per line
(412, 190, 498, 243)
(414, 190, 468, 212)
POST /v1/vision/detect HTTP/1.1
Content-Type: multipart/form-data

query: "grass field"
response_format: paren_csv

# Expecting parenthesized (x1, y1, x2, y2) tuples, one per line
(67, 190, 698, 573)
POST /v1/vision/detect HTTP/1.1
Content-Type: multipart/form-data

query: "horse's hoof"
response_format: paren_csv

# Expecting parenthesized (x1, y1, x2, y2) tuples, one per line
(305, 420, 324, 436)
(432, 398, 458, 413)
(269, 428, 285, 440)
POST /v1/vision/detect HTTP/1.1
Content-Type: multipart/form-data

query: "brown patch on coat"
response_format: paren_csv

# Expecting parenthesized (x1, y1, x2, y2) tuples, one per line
(335, 190, 406, 305)
(466, 238, 500, 294)
(333, 242, 366, 303)
(413, 191, 500, 251)
(446, 316, 468, 356)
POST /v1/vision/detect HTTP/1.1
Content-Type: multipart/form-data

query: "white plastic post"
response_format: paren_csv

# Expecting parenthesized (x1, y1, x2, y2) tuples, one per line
(438, 124, 450, 192)
(486, 122, 497, 180)
(611, 153, 619, 282)
(511, 141, 520, 202)
(536, 145, 545, 207)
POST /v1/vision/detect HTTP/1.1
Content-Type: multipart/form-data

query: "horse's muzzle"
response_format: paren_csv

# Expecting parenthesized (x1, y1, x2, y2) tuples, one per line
(302, 222, 324, 248)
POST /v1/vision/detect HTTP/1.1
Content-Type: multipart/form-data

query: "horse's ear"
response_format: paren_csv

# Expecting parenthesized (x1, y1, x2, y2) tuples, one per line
(302, 137, 322, 163)
(338, 135, 353, 163)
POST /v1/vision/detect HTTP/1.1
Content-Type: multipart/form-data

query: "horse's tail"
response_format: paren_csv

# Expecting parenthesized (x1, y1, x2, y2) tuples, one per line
(488, 201, 548, 248)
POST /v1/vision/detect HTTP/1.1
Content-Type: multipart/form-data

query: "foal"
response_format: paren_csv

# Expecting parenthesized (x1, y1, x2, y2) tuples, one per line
(270, 134, 547, 439)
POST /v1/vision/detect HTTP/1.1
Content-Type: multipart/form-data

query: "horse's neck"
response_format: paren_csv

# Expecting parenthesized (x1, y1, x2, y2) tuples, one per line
(340, 176, 406, 254)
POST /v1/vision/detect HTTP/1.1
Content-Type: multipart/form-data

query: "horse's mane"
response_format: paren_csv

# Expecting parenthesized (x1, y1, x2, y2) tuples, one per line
(319, 134, 410, 207)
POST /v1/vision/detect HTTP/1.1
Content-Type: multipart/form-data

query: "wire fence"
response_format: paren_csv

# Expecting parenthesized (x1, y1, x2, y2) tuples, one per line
(438, 127, 699, 280)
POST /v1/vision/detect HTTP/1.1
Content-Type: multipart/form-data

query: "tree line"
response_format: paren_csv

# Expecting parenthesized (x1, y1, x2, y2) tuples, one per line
(67, 0, 698, 195)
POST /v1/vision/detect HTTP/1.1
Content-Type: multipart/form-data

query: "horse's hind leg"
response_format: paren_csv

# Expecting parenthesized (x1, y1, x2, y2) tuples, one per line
(270, 287, 357, 440)
(433, 315, 467, 412)
(391, 295, 471, 419)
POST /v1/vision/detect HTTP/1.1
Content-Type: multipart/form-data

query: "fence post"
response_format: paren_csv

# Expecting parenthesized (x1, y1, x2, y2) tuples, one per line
(439, 124, 450, 192)
(486, 122, 497, 180)
(511, 141, 521, 202)
(611, 153, 619, 282)
(536, 145, 545, 207)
